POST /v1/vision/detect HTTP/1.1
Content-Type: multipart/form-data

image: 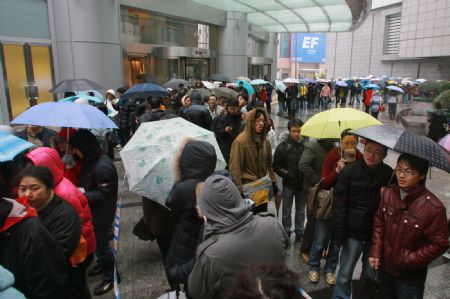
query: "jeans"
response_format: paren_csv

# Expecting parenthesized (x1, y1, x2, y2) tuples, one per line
(94, 225, 116, 282)
(278, 100, 286, 114)
(300, 213, 316, 253)
(388, 103, 397, 119)
(332, 237, 371, 299)
(281, 187, 306, 235)
(308, 219, 341, 273)
(383, 272, 424, 299)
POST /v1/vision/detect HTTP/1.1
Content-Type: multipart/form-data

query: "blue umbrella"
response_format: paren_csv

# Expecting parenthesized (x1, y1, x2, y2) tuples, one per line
(359, 79, 370, 86)
(335, 80, 348, 87)
(236, 80, 255, 96)
(363, 84, 380, 90)
(122, 83, 170, 99)
(11, 102, 118, 129)
(386, 85, 405, 93)
(58, 95, 103, 103)
(0, 131, 34, 162)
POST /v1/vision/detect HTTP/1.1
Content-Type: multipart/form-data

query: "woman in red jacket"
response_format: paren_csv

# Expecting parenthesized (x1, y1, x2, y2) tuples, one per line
(369, 154, 449, 299)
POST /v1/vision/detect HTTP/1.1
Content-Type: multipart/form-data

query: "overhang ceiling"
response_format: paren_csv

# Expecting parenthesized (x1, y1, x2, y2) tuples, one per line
(191, 0, 356, 32)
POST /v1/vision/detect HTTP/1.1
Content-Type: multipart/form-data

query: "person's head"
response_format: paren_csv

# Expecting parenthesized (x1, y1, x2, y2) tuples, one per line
(340, 129, 358, 151)
(254, 109, 267, 134)
(116, 87, 126, 97)
(17, 166, 54, 211)
(287, 118, 303, 142)
(227, 99, 240, 116)
(239, 81, 244, 88)
(190, 91, 202, 105)
(434, 101, 442, 110)
(225, 263, 303, 299)
(178, 83, 184, 90)
(395, 153, 428, 190)
(148, 96, 162, 110)
(218, 96, 228, 108)
(363, 140, 387, 168)
(68, 129, 102, 161)
(105, 89, 116, 100)
(208, 95, 218, 109)
(27, 125, 43, 135)
(238, 94, 248, 108)
(174, 139, 217, 182)
(181, 95, 191, 107)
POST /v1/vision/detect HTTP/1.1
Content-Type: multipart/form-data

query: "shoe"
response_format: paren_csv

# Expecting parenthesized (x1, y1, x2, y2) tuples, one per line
(93, 280, 114, 296)
(309, 271, 319, 283)
(300, 251, 309, 264)
(326, 272, 336, 285)
(87, 263, 103, 277)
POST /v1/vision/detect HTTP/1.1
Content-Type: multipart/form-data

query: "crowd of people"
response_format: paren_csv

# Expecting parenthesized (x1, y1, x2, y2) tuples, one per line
(0, 77, 449, 299)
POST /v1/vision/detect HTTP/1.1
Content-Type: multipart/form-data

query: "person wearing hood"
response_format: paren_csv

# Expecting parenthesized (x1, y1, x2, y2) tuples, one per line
(427, 101, 447, 142)
(165, 139, 217, 292)
(273, 118, 306, 240)
(182, 91, 212, 130)
(188, 175, 289, 299)
(229, 107, 275, 213)
(68, 129, 119, 296)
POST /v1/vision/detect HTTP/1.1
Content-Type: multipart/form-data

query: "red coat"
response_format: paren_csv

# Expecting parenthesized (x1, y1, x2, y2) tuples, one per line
(25, 147, 96, 255)
(320, 147, 362, 190)
(364, 89, 373, 107)
(370, 185, 449, 282)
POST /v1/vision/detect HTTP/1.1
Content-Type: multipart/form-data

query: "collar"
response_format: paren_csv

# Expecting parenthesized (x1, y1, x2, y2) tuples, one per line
(0, 198, 37, 233)
(392, 184, 426, 206)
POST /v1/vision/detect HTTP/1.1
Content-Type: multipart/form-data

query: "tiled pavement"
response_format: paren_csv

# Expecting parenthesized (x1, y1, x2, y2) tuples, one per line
(88, 101, 450, 299)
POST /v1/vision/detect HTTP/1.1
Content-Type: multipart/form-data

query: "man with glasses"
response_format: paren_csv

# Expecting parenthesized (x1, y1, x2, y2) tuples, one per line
(332, 140, 393, 299)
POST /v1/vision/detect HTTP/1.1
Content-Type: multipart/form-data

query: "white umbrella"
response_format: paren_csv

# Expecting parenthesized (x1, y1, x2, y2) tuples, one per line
(283, 78, 300, 84)
(386, 85, 405, 93)
(202, 81, 215, 89)
(275, 80, 286, 92)
(120, 118, 226, 205)
(250, 79, 269, 86)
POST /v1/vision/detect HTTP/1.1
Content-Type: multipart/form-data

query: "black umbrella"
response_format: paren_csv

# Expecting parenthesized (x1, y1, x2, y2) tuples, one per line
(209, 73, 231, 83)
(49, 79, 104, 93)
(122, 83, 170, 99)
(163, 79, 191, 90)
(352, 124, 450, 172)
(213, 87, 239, 99)
(186, 88, 212, 101)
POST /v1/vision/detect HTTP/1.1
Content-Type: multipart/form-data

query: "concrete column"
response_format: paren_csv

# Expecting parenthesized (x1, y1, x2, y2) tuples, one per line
(263, 32, 277, 81)
(49, 0, 123, 90)
(217, 12, 248, 80)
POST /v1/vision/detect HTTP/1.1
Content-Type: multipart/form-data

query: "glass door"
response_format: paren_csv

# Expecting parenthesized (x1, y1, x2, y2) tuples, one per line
(183, 58, 209, 82)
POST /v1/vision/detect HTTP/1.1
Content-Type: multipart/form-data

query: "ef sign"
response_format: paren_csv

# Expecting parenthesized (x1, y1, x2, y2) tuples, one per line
(291, 33, 326, 63)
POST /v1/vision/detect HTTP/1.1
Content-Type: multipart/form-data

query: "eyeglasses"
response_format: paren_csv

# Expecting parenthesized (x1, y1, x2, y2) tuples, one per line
(395, 167, 415, 176)
(255, 118, 266, 124)
(342, 142, 357, 147)
(364, 148, 384, 156)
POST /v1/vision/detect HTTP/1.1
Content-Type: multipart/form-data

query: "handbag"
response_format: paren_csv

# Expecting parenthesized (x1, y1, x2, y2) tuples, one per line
(378, 103, 385, 112)
(306, 179, 333, 220)
(242, 175, 274, 207)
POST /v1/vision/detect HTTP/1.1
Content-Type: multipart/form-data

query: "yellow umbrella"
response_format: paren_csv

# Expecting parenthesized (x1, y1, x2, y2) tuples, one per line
(301, 108, 382, 139)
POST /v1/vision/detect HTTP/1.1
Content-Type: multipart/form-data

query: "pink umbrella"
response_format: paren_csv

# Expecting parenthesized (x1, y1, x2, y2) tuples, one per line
(438, 134, 450, 152)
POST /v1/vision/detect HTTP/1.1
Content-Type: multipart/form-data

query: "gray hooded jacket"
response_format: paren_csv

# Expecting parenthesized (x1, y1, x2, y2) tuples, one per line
(188, 175, 289, 299)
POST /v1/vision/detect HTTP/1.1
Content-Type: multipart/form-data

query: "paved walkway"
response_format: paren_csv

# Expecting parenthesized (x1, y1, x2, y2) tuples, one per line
(89, 102, 450, 299)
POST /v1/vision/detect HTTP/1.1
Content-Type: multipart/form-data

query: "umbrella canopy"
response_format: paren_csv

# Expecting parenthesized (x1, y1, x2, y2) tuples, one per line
(352, 125, 450, 172)
(0, 131, 35, 162)
(386, 86, 405, 93)
(301, 108, 382, 139)
(359, 79, 370, 86)
(120, 118, 226, 205)
(49, 79, 104, 93)
(201, 81, 216, 89)
(275, 80, 286, 92)
(235, 76, 251, 82)
(11, 102, 118, 129)
(58, 95, 103, 103)
(250, 79, 269, 86)
(363, 84, 380, 90)
(438, 134, 450, 152)
(335, 80, 348, 87)
(186, 88, 213, 101)
(283, 78, 300, 84)
(122, 83, 169, 99)
(75, 90, 104, 101)
(209, 73, 230, 82)
(213, 87, 239, 99)
(163, 79, 191, 90)
(236, 80, 255, 96)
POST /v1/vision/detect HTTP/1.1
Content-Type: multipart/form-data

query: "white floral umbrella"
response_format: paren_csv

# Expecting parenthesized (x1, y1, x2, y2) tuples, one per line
(120, 118, 226, 205)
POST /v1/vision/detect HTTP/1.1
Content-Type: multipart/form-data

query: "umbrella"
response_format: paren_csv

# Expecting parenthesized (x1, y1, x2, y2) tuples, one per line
(11, 102, 118, 129)
(363, 84, 380, 90)
(352, 125, 450, 172)
(438, 134, 450, 152)
(202, 81, 216, 89)
(275, 80, 286, 92)
(301, 108, 382, 139)
(75, 90, 104, 101)
(226, 82, 237, 88)
(235, 76, 251, 83)
(58, 95, 103, 103)
(213, 87, 239, 99)
(122, 83, 170, 99)
(49, 79, 104, 93)
(236, 80, 255, 96)
(209, 73, 230, 82)
(120, 118, 226, 205)
(0, 131, 35, 162)
(359, 79, 370, 86)
(186, 88, 212, 101)
(250, 79, 269, 86)
(163, 79, 191, 90)
(335, 80, 348, 87)
(386, 86, 405, 93)
(283, 78, 300, 84)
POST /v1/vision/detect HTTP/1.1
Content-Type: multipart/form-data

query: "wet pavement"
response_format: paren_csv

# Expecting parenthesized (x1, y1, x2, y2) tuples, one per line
(88, 101, 450, 299)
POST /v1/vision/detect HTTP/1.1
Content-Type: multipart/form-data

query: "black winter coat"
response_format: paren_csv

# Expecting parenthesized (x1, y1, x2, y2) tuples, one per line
(273, 134, 305, 190)
(183, 100, 213, 130)
(139, 108, 166, 123)
(212, 113, 242, 164)
(333, 159, 393, 243)
(427, 110, 447, 142)
(118, 99, 136, 130)
(38, 195, 82, 259)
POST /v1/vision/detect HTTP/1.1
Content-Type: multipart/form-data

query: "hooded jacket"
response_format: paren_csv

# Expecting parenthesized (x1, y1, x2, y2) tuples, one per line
(69, 130, 118, 227)
(229, 108, 275, 192)
(25, 147, 96, 254)
(165, 140, 217, 286)
(188, 175, 289, 299)
(0, 198, 69, 299)
(183, 91, 213, 130)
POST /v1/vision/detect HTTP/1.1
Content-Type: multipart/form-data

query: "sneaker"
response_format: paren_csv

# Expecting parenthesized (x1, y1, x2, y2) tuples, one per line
(300, 251, 309, 264)
(87, 263, 103, 277)
(93, 280, 114, 296)
(326, 272, 336, 285)
(309, 271, 319, 283)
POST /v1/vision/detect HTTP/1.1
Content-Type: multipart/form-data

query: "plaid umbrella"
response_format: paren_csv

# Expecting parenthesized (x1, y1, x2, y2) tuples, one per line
(352, 125, 450, 172)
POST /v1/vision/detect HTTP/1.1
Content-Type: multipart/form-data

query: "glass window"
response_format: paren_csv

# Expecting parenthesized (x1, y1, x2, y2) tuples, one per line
(30, 45, 54, 104)
(3, 44, 28, 118)
(385, 14, 401, 55)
